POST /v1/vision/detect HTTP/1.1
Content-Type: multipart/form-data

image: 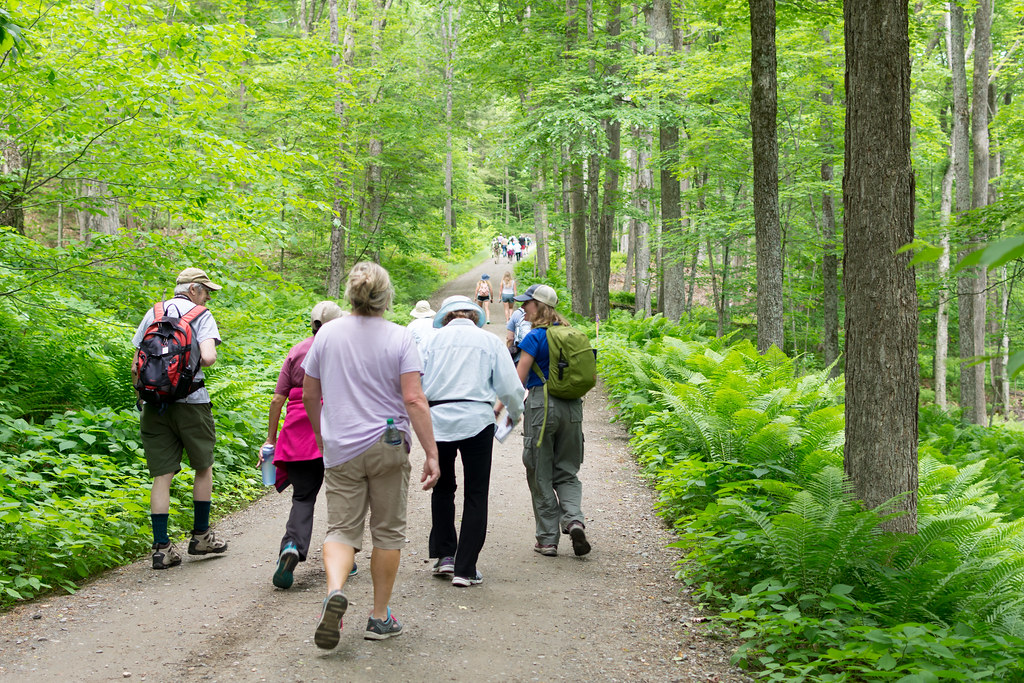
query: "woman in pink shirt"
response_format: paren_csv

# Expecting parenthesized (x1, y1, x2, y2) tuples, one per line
(263, 301, 344, 590)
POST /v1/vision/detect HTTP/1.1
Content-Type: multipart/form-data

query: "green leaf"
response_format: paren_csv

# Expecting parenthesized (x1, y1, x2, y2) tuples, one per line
(953, 237, 1024, 274)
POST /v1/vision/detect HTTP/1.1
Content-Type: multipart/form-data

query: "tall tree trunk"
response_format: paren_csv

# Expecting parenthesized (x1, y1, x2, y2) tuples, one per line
(533, 166, 549, 278)
(750, 0, 784, 353)
(962, 0, 992, 424)
(591, 0, 621, 322)
(0, 134, 25, 235)
(820, 27, 840, 378)
(442, 1, 459, 257)
(646, 0, 683, 319)
(843, 0, 918, 534)
(635, 127, 653, 317)
(361, 0, 393, 259)
(936, 142, 954, 409)
(327, 0, 350, 296)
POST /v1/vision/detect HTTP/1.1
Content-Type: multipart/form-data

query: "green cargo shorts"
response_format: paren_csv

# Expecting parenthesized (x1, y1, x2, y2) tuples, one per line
(140, 402, 217, 477)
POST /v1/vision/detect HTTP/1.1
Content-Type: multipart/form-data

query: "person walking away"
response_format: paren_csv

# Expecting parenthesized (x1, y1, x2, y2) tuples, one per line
(508, 284, 591, 557)
(406, 299, 437, 364)
(132, 267, 228, 570)
(505, 284, 536, 365)
(513, 239, 522, 262)
(422, 296, 525, 587)
(474, 273, 493, 324)
(506, 241, 515, 264)
(302, 262, 440, 649)
(265, 301, 345, 589)
(499, 271, 517, 323)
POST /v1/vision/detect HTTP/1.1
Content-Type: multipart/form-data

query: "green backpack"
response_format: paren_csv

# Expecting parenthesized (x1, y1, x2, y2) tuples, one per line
(530, 324, 597, 445)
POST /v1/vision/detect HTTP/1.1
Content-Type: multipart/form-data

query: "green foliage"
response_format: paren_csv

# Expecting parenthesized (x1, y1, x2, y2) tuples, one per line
(599, 315, 1024, 679)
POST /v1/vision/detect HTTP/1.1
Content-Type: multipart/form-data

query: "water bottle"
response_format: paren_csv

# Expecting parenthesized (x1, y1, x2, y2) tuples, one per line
(383, 418, 402, 446)
(260, 444, 276, 486)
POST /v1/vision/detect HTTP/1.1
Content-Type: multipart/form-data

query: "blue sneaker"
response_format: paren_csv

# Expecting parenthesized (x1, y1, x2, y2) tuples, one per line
(364, 607, 403, 640)
(314, 590, 349, 650)
(349, 561, 358, 577)
(273, 544, 300, 589)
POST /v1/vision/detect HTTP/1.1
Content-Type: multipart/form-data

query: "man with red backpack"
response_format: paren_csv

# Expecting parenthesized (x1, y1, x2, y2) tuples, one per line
(131, 268, 228, 570)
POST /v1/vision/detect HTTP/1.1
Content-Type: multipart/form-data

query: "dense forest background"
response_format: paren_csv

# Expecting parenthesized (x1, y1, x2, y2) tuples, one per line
(4, 0, 1024, 678)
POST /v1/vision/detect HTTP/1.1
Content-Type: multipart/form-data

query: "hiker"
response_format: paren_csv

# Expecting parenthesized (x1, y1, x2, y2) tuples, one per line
(474, 273, 493, 324)
(492, 239, 502, 264)
(511, 284, 592, 557)
(406, 299, 438, 363)
(513, 239, 522, 262)
(499, 270, 517, 323)
(131, 267, 228, 570)
(302, 261, 440, 648)
(506, 283, 535, 365)
(422, 296, 525, 587)
(264, 301, 352, 590)
(506, 241, 515, 263)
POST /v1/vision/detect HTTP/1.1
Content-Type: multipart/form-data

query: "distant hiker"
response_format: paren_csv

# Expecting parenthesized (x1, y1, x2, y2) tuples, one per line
(303, 262, 440, 648)
(506, 241, 515, 263)
(501, 284, 592, 558)
(422, 296, 525, 588)
(513, 239, 522, 262)
(499, 271, 517, 323)
(131, 267, 228, 570)
(265, 301, 350, 590)
(492, 239, 502, 264)
(505, 284, 535, 364)
(474, 273, 493, 324)
(406, 299, 438, 363)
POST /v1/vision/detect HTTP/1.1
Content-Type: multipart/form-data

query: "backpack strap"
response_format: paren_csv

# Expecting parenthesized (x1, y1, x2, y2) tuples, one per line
(180, 304, 208, 326)
(152, 300, 165, 321)
(530, 325, 552, 447)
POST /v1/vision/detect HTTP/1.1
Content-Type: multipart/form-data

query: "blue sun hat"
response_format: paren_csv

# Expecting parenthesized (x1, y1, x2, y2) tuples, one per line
(433, 295, 486, 329)
(480, 273, 490, 279)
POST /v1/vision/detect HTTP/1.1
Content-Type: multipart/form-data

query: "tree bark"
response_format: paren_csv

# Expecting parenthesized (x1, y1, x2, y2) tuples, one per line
(591, 0, 621, 322)
(442, 1, 459, 257)
(533, 166, 549, 278)
(326, 0, 349, 296)
(0, 133, 25, 235)
(843, 0, 919, 534)
(750, 0, 784, 353)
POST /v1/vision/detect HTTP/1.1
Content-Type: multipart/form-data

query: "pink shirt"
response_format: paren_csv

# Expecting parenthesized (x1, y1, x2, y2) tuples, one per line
(273, 337, 320, 465)
(302, 315, 421, 468)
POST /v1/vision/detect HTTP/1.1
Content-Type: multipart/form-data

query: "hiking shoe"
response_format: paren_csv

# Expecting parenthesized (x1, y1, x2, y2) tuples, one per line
(188, 527, 228, 555)
(364, 608, 403, 640)
(314, 590, 348, 650)
(349, 561, 358, 578)
(567, 522, 591, 557)
(533, 543, 557, 557)
(451, 571, 483, 587)
(273, 544, 300, 589)
(433, 556, 455, 576)
(152, 542, 181, 570)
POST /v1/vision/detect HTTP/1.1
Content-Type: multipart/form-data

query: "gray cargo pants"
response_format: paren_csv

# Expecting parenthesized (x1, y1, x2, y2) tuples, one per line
(522, 390, 585, 546)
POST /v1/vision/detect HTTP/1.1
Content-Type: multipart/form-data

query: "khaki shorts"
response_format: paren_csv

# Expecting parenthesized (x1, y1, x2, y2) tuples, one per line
(140, 402, 216, 477)
(323, 436, 411, 551)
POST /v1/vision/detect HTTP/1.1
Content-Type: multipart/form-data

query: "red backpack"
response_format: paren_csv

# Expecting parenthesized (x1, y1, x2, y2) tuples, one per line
(133, 301, 208, 404)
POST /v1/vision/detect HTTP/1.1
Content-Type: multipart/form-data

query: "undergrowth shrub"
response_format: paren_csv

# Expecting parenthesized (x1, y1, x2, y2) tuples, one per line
(596, 311, 1024, 680)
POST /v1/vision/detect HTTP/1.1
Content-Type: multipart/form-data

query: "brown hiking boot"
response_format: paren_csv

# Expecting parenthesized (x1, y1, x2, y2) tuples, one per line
(188, 527, 228, 555)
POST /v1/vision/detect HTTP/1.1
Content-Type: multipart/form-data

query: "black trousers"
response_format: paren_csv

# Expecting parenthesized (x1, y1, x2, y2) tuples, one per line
(429, 425, 495, 578)
(279, 458, 324, 562)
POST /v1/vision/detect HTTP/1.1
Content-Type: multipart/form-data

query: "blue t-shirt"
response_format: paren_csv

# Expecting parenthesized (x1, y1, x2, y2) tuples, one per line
(518, 327, 550, 389)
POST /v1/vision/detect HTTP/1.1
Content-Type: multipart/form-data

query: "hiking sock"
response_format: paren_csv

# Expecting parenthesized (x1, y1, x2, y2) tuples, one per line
(193, 500, 211, 533)
(151, 513, 170, 545)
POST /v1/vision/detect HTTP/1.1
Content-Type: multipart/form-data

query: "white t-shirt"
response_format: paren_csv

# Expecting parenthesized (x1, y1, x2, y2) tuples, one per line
(407, 316, 437, 364)
(132, 297, 221, 403)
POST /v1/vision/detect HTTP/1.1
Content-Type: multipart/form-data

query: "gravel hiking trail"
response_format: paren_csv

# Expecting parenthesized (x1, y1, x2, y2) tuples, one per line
(0, 261, 748, 683)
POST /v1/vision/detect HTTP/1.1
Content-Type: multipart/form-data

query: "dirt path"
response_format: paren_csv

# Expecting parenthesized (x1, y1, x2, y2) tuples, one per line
(0, 260, 746, 682)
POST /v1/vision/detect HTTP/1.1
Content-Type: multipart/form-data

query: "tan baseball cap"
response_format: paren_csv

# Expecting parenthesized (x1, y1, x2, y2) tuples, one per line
(176, 268, 222, 291)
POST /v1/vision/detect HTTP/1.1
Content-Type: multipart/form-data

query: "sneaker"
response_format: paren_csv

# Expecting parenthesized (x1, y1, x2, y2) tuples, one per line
(567, 522, 591, 557)
(451, 571, 483, 587)
(533, 543, 557, 557)
(433, 556, 455, 576)
(314, 590, 348, 650)
(349, 561, 358, 578)
(273, 544, 300, 589)
(188, 527, 228, 555)
(364, 608, 403, 640)
(152, 542, 181, 570)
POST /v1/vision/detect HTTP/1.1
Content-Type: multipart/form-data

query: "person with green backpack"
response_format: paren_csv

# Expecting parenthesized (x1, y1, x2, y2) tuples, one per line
(508, 284, 596, 557)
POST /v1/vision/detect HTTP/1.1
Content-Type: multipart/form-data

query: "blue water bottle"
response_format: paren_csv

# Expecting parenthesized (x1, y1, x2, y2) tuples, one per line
(260, 444, 276, 485)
